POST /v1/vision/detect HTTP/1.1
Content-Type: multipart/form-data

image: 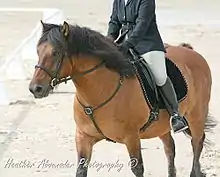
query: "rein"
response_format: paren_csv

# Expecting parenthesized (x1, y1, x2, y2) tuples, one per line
(52, 60, 106, 87)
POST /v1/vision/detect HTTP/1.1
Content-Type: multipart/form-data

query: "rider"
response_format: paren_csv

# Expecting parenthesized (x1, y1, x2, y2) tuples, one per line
(106, 0, 188, 133)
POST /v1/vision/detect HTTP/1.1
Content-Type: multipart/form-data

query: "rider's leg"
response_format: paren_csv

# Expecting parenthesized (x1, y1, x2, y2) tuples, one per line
(141, 51, 188, 133)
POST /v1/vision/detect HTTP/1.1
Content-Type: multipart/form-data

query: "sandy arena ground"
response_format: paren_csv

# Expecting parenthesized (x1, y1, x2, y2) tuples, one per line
(0, 0, 220, 176)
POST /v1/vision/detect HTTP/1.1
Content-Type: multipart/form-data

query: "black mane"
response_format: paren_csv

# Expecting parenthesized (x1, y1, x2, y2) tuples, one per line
(38, 23, 135, 78)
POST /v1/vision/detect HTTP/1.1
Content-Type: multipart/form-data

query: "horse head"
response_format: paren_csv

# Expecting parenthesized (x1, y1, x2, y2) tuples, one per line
(29, 21, 75, 98)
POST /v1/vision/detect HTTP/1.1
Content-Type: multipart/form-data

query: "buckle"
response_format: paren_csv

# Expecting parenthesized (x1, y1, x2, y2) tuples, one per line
(149, 109, 159, 121)
(84, 107, 93, 115)
(50, 78, 57, 88)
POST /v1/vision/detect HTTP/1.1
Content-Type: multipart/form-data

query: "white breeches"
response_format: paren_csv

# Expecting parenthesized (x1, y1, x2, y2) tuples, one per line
(141, 51, 167, 86)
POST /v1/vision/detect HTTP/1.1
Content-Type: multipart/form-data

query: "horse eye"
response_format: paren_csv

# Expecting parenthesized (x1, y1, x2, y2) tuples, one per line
(52, 50, 61, 57)
(52, 51, 56, 56)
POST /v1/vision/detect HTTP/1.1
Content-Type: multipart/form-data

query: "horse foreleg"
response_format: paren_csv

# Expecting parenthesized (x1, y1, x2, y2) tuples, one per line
(75, 129, 100, 177)
(125, 133, 144, 177)
(159, 132, 176, 177)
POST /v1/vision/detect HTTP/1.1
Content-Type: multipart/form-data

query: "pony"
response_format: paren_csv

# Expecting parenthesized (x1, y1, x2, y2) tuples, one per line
(29, 21, 216, 177)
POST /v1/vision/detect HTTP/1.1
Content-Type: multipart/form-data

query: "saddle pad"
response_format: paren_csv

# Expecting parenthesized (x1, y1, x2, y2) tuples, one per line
(134, 58, 188, 109)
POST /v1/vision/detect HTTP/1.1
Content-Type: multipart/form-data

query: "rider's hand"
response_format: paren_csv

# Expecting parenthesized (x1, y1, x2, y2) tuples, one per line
(106, 35, 115, 43)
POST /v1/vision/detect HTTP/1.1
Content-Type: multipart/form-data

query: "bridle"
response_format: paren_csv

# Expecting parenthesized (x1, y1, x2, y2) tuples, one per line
(35, 49, 124, 143)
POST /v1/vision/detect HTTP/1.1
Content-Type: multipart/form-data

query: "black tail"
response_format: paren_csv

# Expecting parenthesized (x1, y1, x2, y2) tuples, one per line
(203, 113, 218, 147)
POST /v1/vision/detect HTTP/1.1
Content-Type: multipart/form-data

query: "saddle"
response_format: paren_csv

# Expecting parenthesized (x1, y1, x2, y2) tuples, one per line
(127, 49, 188, 131)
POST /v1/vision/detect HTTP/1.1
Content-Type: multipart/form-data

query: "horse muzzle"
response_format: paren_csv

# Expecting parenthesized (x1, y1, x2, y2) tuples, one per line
(29, 84, 51, 98)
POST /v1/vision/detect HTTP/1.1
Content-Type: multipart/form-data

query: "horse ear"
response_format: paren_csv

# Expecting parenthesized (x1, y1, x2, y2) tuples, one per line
(62, 21, 70, 38)
(41, 20, 50, 33)
(40, 20, 43, 25)
(40, 20, 47, 30)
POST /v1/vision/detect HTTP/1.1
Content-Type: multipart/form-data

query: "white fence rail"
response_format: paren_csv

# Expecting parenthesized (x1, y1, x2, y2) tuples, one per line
(0, 8, 65, 80)
(0, 8, 65, 105)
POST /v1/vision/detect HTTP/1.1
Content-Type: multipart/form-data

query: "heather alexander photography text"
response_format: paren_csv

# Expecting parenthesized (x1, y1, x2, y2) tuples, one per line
(3, 157, 139, 172)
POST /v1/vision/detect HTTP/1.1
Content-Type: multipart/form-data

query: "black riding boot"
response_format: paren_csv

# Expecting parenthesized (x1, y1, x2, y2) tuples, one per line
(159, 77, 188, 133)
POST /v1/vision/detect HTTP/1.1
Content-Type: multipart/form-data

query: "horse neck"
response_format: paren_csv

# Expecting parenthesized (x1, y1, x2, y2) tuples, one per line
(72, 56, 120, 106)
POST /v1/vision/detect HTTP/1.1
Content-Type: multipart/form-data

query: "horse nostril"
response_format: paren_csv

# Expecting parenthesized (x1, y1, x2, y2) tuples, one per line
(29, 84, 44, 94)
(34, 85, 44, 93)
